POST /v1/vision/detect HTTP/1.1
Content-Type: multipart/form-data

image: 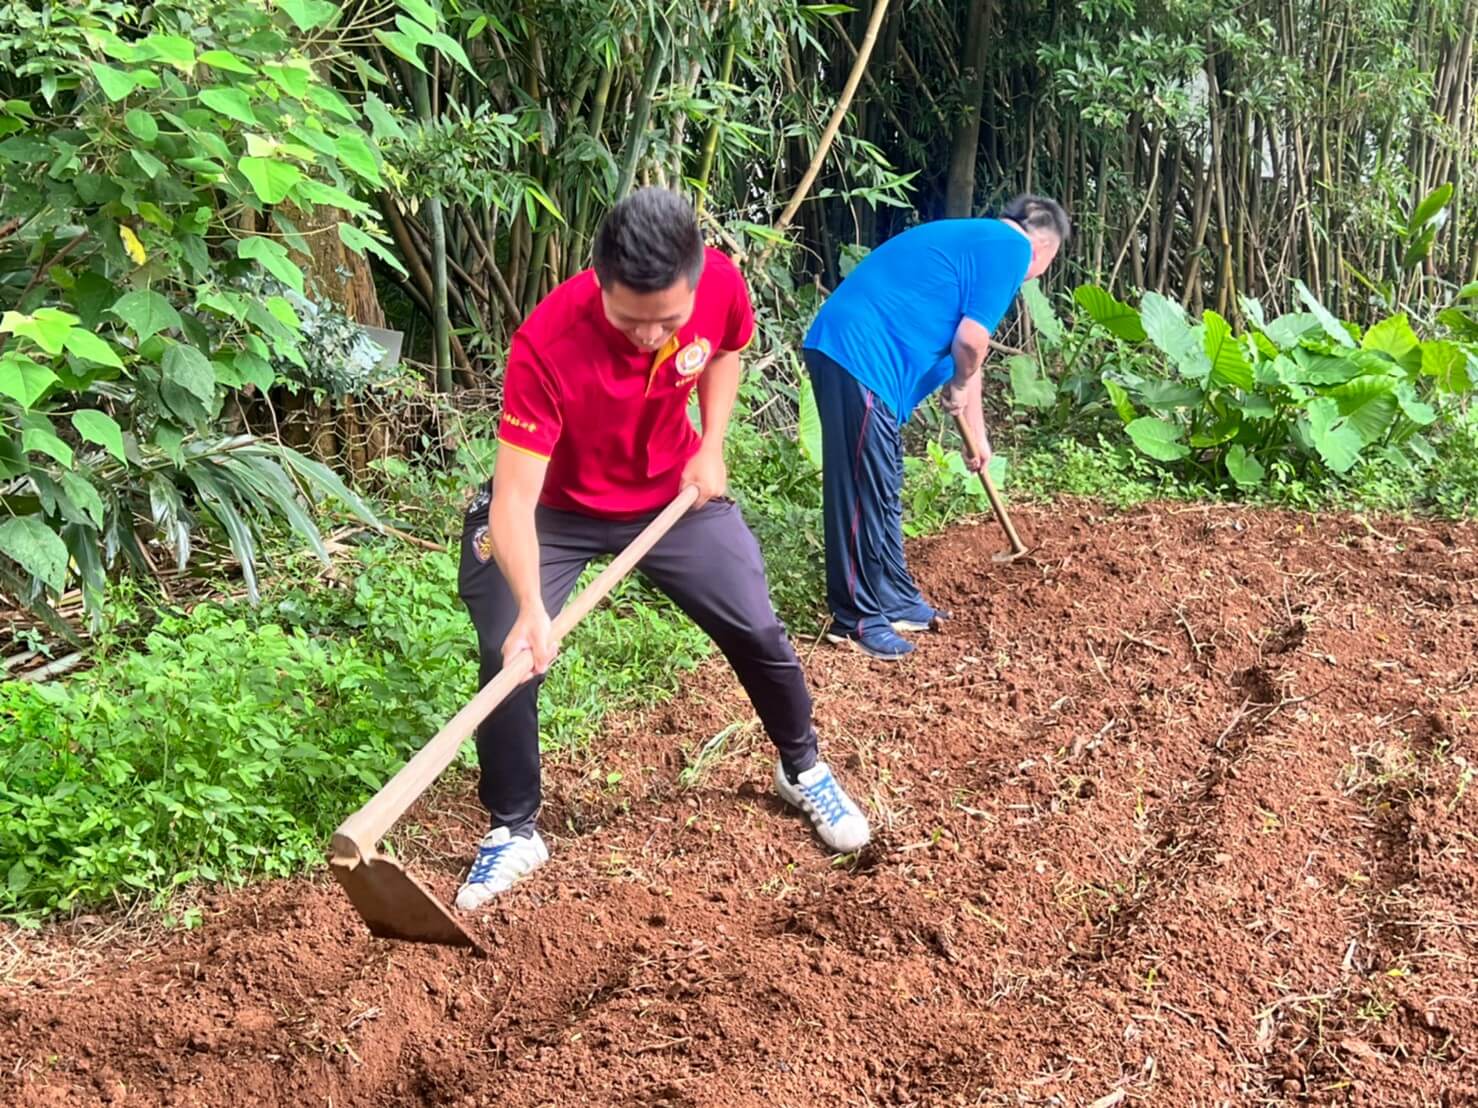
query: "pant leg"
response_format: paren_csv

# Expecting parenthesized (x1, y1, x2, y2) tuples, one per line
(878, 420, 928, 618)
(457, 504, 600, 834)
(805, 348, 904, 636)
(631, 498, 819, 774)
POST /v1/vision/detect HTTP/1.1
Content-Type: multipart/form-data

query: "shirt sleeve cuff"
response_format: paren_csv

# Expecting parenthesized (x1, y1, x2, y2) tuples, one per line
(496, 435, 552, 462)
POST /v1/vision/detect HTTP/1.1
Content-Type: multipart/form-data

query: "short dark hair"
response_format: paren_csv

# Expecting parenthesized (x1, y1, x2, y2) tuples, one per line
(593, 188, 706, 293)
(1002, 194, 1071, 244)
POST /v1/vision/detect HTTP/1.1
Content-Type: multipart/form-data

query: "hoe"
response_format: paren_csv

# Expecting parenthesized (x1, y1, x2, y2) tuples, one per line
(329, 486, 700, 952)
(953, 411, 1028, 562)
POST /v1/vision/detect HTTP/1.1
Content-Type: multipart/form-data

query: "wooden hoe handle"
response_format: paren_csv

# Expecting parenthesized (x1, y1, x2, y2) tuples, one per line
(331, 485, 702, 857)
(951, 411, 1027, 556)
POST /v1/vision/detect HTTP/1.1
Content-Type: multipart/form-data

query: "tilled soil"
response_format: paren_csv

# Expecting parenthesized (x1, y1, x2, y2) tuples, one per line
(2, 503, 1476, 1107)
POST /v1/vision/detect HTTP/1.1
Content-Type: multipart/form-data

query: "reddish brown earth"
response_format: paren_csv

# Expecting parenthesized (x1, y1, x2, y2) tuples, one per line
(2, 503, 1476, 1107)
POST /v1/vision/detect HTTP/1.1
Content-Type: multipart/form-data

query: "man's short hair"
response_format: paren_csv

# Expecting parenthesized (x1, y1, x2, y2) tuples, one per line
(1002, 194, 1071, 244)
(593, 188, 706, 293)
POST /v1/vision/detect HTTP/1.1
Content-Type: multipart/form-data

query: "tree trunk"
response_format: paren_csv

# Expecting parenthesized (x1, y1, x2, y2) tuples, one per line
(945, 0, 992, 218)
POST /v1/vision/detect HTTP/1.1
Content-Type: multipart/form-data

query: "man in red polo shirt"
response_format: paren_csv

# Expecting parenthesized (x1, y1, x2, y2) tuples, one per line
(455, 188, 870, 910)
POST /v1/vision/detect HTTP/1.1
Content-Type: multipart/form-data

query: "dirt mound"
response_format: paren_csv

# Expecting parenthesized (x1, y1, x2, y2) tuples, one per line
(3, 503, 1475, 1106)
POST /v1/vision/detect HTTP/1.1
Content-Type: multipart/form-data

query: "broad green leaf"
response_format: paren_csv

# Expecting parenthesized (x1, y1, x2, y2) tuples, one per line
(1407, 182, 1454, 238)
(362, 95, 407, 142)
(1008, 355, 1056, 409)
(1103, 378, 1135, 424)
(130, 148, 166, 179)
(138, 33, 196, 70)
(334, 134, 382, 185)
(1408, 434, 1438, 464)
(1202, 311, 1254, 391)
(1420, 340, 1472, 394)
(238, 157, 302, 204)
(1140, 291, 1209, 380)
(295, 178, 370, 214)
(1019, 279, 1063, 346)
(62, 328, 124, 368)
(1305, 397, 1365, 473)
(1291, 349, 1363, 385)
(199, 87, 258, 127)
(198, 50, 256, 75)
(279, 0, 339, 31)
(21, 414, 74, 467)
(234, 351, 274, 391)
(61, 471, 105, 527)
(71, 410, 126, 461)
(1394, 382, 1437, 426)
(428, 31, 475, 75)
(1125, 416, 1190, 461)
(797, 374, 822, 470)
(1238, 296, 1267, 331)
(263, 63, 313, 100)
(1438, 307, 1478, 341)
(1225, 445, 1265, 487)
(1361, 314, 1421, 370)
(163, 343, 217, 403)
(374, 30, 429, 72)
(0, 515, 69, 591)
(124, 109, 158, 143)
(0, 353, 58, 407)
(397, 0, 443, 29)
(238, 236, 305, 294)
(1074, 285, 1146, 342)
(1189, 411, 1241, 448)
(1326, 375, 1398, 444)
(1293, 280, 1356, 348)
(110, 290, 182, 341)
(337, 222, 408, 276)
(1263, 312, 1319, 350)
(307, 85, 356, 123)
(1240, 395, 1277, 421)
(91, 63, 137, 101)
(2, 308, 76, 354)
(265, 296, 301, 330)
(1402, 226, 1438, 271)
(1137, 381, 1204, 410)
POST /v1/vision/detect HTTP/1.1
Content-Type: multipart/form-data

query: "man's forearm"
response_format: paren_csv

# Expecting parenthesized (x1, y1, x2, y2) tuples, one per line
(697, 351, 741, 449)
(951, 333, 989, 387)
(489, 498, 543, 611)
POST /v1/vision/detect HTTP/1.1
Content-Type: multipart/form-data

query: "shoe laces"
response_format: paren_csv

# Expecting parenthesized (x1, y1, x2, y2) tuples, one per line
(802, 772, 851, 826)
(467, 838, 517, 885)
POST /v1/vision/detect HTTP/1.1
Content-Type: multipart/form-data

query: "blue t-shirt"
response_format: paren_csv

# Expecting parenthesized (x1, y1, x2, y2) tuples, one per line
(804, 219, 1031, 421)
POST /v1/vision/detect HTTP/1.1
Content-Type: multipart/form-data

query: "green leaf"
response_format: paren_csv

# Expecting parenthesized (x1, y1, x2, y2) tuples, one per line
(362, 95, 407, 142)
(1020, 279, 1063, 346)
(61, 471, 105, 526)
(238, 157, 301, 204)
(1291, 349, 1363, 385)
(1402, 226, 1438, 271)
(1361, 314, 1421, 370)
(1394, 382, 1437, 426)
(1007, 354, 1056, 408)
(1140, 291, 1209, 380)
(1125, 416, 1190, 461)
(22, 414, 74, 467)
(265, 296, 301, 330)
(273, 445, 381, 526)
(90, 63, 138, 101)
(0, 353, 58, 407)
(1408, 433, 1438, 464)
(1202, 311, 1254, 391)
(1189, 411, 1241, 448)
(0, 515, 69, 591)
(334, 134, 382, 185)
(797, 374, 822, 470)
(1137, 381, 1204, 410)
(110, 290, 181, 342)
(2, 308, 76, 354)
(238, 236, 305, 294)
(1293, 280, 1356, 348)
(1407, 182, 1454, 238)
(1074, 285, 1146, 342)
(263, 63, 313, 100)
(62, 328, 124, 369)
(130, 148, 166, 179)
(280, 0, 340, 31)
(1238, 296, 1267, 331)
(124, 109, 159, 143)
(1305, 397, 1365, 473)
(295, 178, 370, 214)
(428, 31, 475, 75)
(1326, 375, 1399, 444)
(337, 222, 407, 277)
(397, 0, 443, 29)
(198, 87, 258, 127)
(163, 344, 217, 404)
(137, 34, 196, 70)
(198, 50, 256, 75)
(307, 84, 356, 123)
(1103, 378, 1135, 424)
(71, 410, 127, 461)
(1263, 312, 1319, 350)
(373, 30, 428, 72)
(1225, 445, 1265, 487)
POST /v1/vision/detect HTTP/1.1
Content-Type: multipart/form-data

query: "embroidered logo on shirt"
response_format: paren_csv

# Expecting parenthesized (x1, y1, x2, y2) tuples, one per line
(472, 525, 494, 563)
(502, 414, 538, 434)
(674, 338, 712, 379)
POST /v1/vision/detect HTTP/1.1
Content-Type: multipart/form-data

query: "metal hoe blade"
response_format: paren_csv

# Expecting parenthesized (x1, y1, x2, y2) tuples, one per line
(330, 849, 483, 953)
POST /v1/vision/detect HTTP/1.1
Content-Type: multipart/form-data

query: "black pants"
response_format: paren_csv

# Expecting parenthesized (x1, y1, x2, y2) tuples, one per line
(458, 496, 819, 835)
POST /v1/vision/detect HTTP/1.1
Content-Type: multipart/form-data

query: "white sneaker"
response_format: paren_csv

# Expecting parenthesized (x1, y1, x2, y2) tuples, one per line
(774, 761, 871, 853)
(455, 827, 549, 911)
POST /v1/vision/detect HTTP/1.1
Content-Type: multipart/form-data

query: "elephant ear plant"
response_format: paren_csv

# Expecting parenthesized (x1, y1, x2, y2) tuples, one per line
(0, 0, 464, 635)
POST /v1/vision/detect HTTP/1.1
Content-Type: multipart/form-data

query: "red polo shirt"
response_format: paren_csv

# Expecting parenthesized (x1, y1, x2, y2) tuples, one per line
(496, 246, 755, 519)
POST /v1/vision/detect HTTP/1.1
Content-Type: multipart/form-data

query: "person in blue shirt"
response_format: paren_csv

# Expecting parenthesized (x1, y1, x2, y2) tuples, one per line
(803, 195, 1070, 660)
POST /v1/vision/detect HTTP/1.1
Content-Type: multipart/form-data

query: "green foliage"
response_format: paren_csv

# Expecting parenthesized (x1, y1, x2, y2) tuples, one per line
(0, 0, 469, 627)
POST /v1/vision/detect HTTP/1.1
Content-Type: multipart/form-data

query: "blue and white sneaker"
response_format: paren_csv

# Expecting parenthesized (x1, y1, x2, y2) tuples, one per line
(825, 622, 915, 661)
(891, 603, 952, 633)
(774, 761, 871, 853)
(455, 827, 549, 911)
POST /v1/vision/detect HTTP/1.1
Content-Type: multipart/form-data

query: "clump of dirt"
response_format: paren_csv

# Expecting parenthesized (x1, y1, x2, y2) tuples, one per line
(2, 503, 1475, 1107)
